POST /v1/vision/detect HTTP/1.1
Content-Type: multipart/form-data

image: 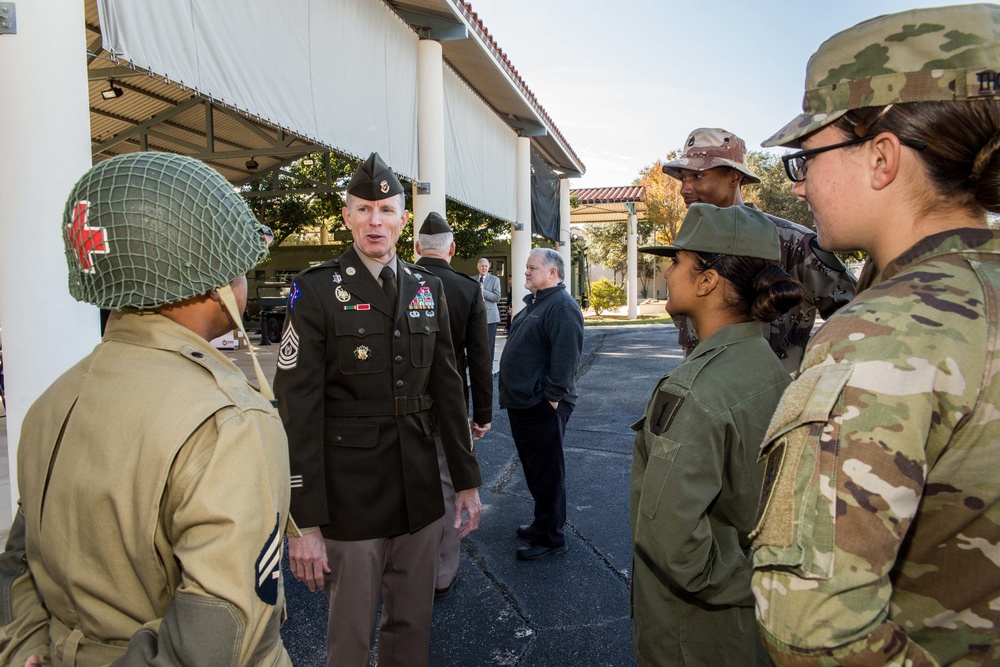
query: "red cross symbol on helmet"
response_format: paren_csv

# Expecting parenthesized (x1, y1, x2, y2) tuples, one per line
(66, 200, 109, 273)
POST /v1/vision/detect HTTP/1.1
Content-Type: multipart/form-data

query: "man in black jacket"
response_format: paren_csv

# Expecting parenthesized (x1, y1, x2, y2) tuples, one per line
(499, 248, 584, 560)
(415, 212, 492, 597)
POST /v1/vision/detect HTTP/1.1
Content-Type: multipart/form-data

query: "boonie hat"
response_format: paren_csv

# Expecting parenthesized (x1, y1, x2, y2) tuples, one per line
(63, 152, 267, 310)
(639, 204, 779, 261)
(765, 3, 1000, 147)
(661, 129, 761, 184)
(419, 211, 452, 235)
(346, 152, 405, 200)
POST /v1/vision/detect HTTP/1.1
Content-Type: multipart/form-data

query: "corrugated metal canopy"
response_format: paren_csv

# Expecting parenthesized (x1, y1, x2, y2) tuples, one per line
(570, 186, 646, 224)
(83, 0, 584, 188)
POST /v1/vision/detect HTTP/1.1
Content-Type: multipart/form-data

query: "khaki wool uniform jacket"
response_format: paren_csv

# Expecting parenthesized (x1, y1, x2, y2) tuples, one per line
(273, 246, 482, 540)
(0, 311, 292, 666)
(631, 322, 789, 667)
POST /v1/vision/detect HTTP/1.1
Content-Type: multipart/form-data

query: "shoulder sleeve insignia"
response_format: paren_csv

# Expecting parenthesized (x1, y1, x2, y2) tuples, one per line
(288, 280, 302, 312)
(648, 390, 685, 436)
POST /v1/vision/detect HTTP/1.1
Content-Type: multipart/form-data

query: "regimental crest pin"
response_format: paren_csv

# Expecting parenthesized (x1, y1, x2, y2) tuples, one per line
(336, 285, 351, 302)
(380, 180, 389, 194)
(354, 345, 371, 361)
(331, 273, 342, 284)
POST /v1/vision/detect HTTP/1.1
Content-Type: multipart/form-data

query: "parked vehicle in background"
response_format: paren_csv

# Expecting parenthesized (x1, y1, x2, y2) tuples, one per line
(256, 282, 291, 345)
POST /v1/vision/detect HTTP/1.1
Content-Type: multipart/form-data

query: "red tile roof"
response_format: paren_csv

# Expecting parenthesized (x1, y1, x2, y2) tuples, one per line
(571, 186, 645, 204)
(459, 2, 585, 172)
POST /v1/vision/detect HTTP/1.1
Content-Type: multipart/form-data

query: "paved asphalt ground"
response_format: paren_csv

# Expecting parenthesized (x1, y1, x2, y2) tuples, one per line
(0, 322, 685, 666)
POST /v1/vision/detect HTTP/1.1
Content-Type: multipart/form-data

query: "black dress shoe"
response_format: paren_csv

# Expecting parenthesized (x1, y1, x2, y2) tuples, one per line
(434, 575, 457, 601)
(516, 544, 567, 561)
(516, 524, 540, 539)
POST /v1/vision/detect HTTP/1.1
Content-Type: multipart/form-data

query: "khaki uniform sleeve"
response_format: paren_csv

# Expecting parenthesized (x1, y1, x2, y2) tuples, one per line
(118, 409, 291, 666)
(0, 506, 50, 665)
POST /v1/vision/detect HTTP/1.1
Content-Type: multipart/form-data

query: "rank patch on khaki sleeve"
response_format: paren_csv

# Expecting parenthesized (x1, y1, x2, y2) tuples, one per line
(255, 514, 282, 605)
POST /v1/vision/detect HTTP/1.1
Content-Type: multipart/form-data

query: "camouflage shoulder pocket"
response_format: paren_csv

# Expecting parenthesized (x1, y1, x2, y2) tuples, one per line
(750, 361, 853, 580)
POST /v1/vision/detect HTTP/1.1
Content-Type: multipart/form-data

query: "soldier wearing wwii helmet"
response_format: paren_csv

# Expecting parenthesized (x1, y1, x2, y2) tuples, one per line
(0, 152, 293, 666)
(274, 153, 482, 666)
(750, 5, 1000, 665)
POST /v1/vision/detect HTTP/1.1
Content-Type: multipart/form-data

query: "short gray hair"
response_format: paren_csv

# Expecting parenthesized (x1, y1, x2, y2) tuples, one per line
(417, 231, 453, 253)
(529, 247, 564, 280)
(477, 258, 490, 266)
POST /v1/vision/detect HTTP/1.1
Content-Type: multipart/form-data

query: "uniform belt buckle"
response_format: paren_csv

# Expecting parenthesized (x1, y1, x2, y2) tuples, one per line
(395, 396, 407, 416)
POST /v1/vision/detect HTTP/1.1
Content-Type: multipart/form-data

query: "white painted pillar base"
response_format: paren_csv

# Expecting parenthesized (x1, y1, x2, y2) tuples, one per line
(627, 209, 638, 320)
(413, 39, 446, 254)
(0, 0, 102, 506)
(559, 179, 572, 297)
(511, 137, 532, 314)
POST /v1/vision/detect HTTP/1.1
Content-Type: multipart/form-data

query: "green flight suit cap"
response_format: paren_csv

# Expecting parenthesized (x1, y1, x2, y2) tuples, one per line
(639, 203, 780, 261)
(346, 152, 405, 200)
(765, 3, 1000, 147)
(419, 211, 452, 235)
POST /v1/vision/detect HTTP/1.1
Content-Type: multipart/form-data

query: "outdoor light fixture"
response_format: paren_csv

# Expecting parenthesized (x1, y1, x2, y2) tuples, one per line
(101, 80, 124, 100)
(301, 157, 316, 166)
(246, 157, 259, 171)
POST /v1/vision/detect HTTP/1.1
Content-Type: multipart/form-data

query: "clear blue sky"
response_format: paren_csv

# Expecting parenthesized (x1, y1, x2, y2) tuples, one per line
(469, 0, 973, 189)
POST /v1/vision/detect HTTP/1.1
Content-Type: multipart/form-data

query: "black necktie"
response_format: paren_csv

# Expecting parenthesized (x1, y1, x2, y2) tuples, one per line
(380, 265, 397, 314)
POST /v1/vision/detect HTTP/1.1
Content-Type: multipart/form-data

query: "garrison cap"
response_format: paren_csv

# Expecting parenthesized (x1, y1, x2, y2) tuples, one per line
(765, 3, 1000, 147)
(346, 152, 405, 200)
(662, 128, 761, 185)
(419, 211, 452, 235)
(640, 204, 779, 261)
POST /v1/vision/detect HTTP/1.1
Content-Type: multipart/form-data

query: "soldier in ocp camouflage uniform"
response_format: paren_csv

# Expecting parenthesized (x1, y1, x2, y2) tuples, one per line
(750, 4, 1000, 665)
(661, 128, 858, 375)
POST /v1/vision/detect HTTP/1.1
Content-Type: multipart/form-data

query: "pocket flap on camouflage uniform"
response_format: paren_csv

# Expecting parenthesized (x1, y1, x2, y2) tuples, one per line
(750, 361, 853, 579)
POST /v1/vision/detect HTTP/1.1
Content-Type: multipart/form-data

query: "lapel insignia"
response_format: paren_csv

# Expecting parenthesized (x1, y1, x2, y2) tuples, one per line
(335, 286, 351, 302)
(413, 272, 422, 280)
(331, 273, 342, 283)
(354, 345, 371, 361)
(408, 285, 435, 310)
(346, 266, 356, 276)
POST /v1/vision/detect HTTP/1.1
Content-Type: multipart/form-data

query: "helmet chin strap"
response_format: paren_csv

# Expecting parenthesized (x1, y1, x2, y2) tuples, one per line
(217, 283, 275, 402)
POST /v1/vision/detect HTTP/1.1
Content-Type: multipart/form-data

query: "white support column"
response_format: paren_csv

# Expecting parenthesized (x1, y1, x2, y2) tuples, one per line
(626, 203, 638, 320)
(0, 0, 102, 506)
(511, 137, 532, 314)
(412, 39, 446, 255)
(559, 179, 572, 297)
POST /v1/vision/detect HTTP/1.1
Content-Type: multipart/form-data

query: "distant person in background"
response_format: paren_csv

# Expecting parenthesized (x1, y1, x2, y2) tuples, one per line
(631, 204, 804, 667)
(661, 127, 857, 374)
(416, 213, 492, 599)
(258, 225, 276, 346)
(476, 258, 502, 363)
(499, 248, 584, 561)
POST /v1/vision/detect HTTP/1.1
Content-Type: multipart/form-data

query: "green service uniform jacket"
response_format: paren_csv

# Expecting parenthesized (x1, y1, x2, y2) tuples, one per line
(273, 246, 482, 540)
(0, 311, 292, 667)
(752, 228, 1000, 665)
(631, 321, 789, 667)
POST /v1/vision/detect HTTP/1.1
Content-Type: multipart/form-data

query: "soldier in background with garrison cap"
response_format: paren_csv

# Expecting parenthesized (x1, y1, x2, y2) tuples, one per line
(750, 5, 1000, 664)
(274, 153, 482, 666)
(0, 152, 292, 666)
(661, 128, 858, 374)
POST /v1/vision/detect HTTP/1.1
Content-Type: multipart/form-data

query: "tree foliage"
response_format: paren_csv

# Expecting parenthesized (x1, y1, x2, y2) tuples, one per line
(589, 278, 626, 316)
(743, 151, 814, 229)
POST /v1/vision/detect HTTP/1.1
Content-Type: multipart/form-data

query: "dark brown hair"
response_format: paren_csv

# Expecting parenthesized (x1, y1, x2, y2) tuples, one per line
(693, 252, 806, 322)
(832, 101, 1000, 215)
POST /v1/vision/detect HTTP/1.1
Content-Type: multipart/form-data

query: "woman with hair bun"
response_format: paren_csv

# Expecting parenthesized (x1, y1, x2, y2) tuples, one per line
(750, 4, 1000, 665)
(630, 203, 805, 667)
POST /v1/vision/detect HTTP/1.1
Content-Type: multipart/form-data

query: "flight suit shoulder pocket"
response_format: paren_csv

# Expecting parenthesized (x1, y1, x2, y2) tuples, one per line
(751, 362, 853, 580)
(325, 420, 379, 448)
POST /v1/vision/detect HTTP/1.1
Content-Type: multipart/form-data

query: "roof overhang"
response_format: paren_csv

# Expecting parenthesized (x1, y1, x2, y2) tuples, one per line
(570, 187, 646, 225)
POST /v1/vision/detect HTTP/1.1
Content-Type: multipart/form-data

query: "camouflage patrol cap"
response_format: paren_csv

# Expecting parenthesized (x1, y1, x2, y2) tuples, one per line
(662, 129, 761, 185)
(765, 3, 1000, 147)
(346, 152, 405, 201)
(639, 203, 779, 261)
(63, 152, 267, 310)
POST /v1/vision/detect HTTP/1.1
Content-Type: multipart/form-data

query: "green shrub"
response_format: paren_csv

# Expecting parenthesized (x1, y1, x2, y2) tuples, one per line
(589, 278, 626, 316)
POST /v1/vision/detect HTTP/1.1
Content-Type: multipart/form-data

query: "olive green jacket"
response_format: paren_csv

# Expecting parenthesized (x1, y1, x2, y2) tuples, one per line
(0, 311, 292, 666)
(631, 321, 788, 667)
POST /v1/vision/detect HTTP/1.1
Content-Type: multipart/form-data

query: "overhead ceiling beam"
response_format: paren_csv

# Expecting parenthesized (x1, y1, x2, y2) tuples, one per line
(506, 117, 547, 137)
(395, 8, 468, 41)
(89, 66, 146, 80)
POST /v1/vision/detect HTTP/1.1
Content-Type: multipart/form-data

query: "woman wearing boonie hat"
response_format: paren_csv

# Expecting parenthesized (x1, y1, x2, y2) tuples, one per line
(630, 203, 805, 666)
(750, 4, 1000, 665)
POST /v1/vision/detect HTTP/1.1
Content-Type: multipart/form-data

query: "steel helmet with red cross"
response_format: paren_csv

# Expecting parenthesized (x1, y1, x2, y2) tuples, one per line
(62, 152, 267, 309)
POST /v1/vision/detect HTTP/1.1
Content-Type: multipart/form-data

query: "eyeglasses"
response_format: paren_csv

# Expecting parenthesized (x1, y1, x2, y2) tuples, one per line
(781, 135, 927, 182)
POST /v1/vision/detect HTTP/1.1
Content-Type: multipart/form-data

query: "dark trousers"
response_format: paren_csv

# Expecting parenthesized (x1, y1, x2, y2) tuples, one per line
(508, 400, 572, 548)
(486, 322, 498, 364)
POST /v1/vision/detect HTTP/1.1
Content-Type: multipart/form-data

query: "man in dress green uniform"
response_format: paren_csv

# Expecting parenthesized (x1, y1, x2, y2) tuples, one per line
(274, 153, 482, 666)
(0, 152, 293, 666)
